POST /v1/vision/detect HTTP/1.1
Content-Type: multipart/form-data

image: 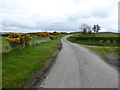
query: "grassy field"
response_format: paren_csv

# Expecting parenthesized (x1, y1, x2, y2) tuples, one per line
(67, 33, 119, 46)
(67, 33, 119, 54)
(2, 34, 65, 88)
(78, 33, 119, 37)
(91, 33, 119, 37)
(68, 34, 120, 55)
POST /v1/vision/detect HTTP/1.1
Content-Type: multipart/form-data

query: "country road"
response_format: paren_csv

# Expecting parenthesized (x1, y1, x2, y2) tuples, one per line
(40, 35, 118, 88)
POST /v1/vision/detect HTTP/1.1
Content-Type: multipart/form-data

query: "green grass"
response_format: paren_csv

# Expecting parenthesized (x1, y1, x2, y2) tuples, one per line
(30, 36, 49, 44)
(67, 33, 119, 46)
(67, 39, 115, 46)
(0, 37, 9, 53)
(33, 36, 48, 40)
(2, 34, 65, 88)
(79, 33, 119, 37)
(67, 33, 119, 55)
(0, 37, 1, 53)
(0, 37, 9, 45)
(94, 33, 119, 37)
(86, 46, 119, 55)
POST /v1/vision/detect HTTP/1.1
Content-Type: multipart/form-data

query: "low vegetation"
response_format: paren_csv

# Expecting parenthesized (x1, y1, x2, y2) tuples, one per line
(2, 32, 65, 88)
(1, 32, 61, 53)
(68, 34, 119, 46)
(1, 37, 9, 45)
(67, 33, 119, 69)
(6, 33, 32, 48)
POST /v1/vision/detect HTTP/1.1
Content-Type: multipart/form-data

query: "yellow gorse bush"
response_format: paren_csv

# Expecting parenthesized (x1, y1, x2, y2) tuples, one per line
(6, 33, 32, 48)
(37, 32, 50, 37)
(50, 32, 61, 35)
(6, 38, 20, 42)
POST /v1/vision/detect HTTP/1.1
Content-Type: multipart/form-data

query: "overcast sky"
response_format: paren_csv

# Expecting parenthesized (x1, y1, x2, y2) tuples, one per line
(0, 0, 118, 33)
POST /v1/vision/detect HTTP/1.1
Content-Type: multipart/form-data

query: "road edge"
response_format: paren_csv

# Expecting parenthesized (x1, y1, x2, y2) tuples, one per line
(22, 41, 62, 88)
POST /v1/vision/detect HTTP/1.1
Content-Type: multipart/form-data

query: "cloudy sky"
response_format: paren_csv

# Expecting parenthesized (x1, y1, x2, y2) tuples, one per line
(0, 0, 119, 33)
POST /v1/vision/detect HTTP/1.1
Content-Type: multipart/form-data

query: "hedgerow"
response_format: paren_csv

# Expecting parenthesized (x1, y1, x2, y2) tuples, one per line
(68, 36, 120, 46)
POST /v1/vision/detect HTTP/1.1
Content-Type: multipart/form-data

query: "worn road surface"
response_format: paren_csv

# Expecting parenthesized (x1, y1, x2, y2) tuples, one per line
(40, 35, 118, 88)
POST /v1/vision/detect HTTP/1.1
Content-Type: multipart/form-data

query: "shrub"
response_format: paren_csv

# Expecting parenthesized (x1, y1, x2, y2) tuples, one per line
(37, 32, 50, 37)
(6, 33, 32, 48)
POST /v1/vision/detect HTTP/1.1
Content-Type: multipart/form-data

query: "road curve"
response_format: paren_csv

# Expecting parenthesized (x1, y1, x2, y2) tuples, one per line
(40, 35, 118, 88)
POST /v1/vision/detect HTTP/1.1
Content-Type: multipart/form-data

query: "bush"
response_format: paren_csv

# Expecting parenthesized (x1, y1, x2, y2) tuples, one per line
(6, 33, 32, 48)
(37, 32, 50, 37)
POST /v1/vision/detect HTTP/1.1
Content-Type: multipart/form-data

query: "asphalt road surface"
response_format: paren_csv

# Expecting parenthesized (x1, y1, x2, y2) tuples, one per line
(40, 35, 118, 88)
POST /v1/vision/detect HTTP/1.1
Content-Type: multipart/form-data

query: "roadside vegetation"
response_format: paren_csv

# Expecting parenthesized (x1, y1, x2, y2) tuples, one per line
(68, 23, 119, 69)
(1, 32, 61, 53)
(1, 37, 9, 45)
(2, 32, 66, 88)
(68, 33, 119, 46)
(67, 33, 119, 69)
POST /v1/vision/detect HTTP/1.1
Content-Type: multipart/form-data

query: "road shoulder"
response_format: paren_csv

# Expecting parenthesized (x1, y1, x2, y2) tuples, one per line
(80, 44, 119, 72)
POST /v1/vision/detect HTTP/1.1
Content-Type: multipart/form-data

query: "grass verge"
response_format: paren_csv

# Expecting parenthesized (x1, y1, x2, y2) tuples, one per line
(0, 37, 8, 45)
(84, 45, 119, 70)
(2, 35, 65, 88)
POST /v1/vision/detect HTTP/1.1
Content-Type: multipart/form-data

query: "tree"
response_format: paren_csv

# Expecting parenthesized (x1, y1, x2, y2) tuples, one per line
(92, 25, 96, 33)
(80, 23, 91, 35)
(96, 24, 101, 33)
(92, 24, 101, 33)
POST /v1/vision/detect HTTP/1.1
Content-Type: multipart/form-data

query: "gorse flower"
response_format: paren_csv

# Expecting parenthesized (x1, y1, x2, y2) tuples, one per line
(6, 33, 32, 48)
(37, 32, 50, 37)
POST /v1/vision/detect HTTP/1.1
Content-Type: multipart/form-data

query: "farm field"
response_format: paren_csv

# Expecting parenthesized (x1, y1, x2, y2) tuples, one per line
(2, 33, 66, 88)
(68, 33, 119, 46)
(91, 33, 119, 37)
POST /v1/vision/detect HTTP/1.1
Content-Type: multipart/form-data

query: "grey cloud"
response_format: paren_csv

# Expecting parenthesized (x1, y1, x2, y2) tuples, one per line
(2, 21, 34, 30)
(67, 13, 91, 22)
(67, 7, 110, 23)
(92, 7, 110, 18)
(1, 0, 118, 33)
